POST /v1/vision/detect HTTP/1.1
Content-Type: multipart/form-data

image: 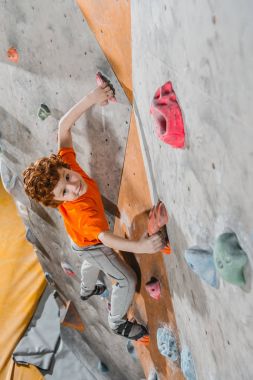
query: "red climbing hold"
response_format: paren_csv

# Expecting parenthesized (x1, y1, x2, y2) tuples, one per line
(148, 201, 172, 255)
(150, 81, 185, 148)
(145, 277, 161, 300)
(96, 72, 117, 104)
(7, 47, 19, 63)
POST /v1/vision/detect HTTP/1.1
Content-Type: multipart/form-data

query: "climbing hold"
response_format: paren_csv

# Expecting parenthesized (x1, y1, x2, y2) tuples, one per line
(181, 347, 197, 380)
(38, 104, 51, 121)
(145, 277, 161, 300)
(127, 340, 136, 356)
(214, 232, 248, 286)
(97, 361, 109, 373)
(150, 81, 185, 148)
(61, 262, 76, 277)
(7, 47, 19, 63)
(157, 327, 179, 361)
(100, 288, 110, 299)
(148, 369, 159, 380)
(45, 272, 55, 287)
(148, 201, 171, 254)
(184, 246, 218, 288)
(0, 160, 17, 193)
(148, 201, 168, 235)
(96, 71, 117, 104)
(60, 300, 85, 332)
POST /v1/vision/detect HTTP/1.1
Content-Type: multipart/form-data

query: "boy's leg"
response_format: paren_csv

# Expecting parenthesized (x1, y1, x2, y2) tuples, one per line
(80, 259, 101, 298)
(72, 243, 148, 339)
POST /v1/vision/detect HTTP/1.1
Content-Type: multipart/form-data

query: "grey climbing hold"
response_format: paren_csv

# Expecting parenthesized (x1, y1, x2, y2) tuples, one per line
(38, 103, 51, 121)
(148, 368, 159, 380)
(181, 347, 197, 380)
(97, 361, 109, 373)
(45, 272, 55, 287)
(214, 232, 248, 286)
(184, 246, 218, 288)
(157, 327, 179, 362)
(0, 159, 17, 193)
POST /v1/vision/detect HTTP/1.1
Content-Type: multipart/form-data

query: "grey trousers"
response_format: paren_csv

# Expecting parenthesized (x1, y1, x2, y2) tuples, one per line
(72, 243, 137, 330)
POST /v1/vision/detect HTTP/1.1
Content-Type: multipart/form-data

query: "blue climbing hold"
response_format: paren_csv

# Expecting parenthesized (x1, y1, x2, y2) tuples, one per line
(181, 347, 197, 380)
(184, 246, 218, 288)
(157, 327, 179, 361)
(100, 288, 110, 299)
(97, 361, 109, 373)
(127, 340, 137, 360)
(214, 232, 248, 286)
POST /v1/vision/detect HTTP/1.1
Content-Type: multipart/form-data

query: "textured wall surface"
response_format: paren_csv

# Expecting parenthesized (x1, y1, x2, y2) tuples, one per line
(0, 1, 143, 379)
(131, 1, 253, 379)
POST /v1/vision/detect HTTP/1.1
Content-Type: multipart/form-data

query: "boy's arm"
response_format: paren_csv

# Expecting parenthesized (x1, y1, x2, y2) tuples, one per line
(58, 85, 113, 150)
(98, 230, 164, 254)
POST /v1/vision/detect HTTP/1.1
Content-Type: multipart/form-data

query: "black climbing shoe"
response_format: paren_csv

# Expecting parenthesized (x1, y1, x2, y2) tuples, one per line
(80, 284, 107, 301)
(113, 320, 149, 341)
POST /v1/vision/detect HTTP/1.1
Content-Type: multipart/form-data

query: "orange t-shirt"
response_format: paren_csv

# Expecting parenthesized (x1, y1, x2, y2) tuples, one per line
(58, 147, 109, 247)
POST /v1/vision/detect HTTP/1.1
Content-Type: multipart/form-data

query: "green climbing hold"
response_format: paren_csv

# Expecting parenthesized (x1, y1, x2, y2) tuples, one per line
(214, 232, 248, 286)
(38, 103, 51, 121)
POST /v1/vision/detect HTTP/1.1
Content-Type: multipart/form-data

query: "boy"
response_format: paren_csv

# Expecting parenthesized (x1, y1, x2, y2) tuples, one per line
(23, 83, 164, 341)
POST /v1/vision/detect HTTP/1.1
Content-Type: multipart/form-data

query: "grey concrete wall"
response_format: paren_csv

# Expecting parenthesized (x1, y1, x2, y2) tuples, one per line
(0, 1, 143, 379)
(131, 1, 253, 379)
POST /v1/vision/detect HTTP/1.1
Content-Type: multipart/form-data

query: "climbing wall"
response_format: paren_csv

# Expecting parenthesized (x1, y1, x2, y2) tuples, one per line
(0, 1, 143, 379)
(131, 1, 253, 379)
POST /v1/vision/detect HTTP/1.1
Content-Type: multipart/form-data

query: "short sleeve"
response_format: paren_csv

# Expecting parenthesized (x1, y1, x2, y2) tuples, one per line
(58, 147, 87, 177)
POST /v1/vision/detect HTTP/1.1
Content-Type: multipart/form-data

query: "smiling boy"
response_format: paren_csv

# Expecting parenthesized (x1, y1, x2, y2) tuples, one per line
(23, 83, 163, 341)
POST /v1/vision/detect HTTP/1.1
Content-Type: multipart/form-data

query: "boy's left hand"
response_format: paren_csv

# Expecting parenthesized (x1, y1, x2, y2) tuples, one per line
(89, 85, 114, 106)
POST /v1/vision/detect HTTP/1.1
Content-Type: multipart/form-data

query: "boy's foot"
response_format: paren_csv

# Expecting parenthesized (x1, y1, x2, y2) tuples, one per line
(113, 320, 149, 342)
(80, 284, 107, 301)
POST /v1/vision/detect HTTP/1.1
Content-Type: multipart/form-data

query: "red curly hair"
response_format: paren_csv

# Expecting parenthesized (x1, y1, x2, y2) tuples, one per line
(23, 154, 70, 207)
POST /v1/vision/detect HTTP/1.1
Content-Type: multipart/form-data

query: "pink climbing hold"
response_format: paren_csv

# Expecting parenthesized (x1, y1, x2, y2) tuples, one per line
(96, 72, 117, 104)
(150, 81, 185, 148)
(61, 262, 76, 277)
(145, 277, 161, 300)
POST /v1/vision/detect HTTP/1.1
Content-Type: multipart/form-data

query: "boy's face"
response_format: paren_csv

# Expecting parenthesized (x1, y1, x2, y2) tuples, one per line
(53, 168, 87, 202)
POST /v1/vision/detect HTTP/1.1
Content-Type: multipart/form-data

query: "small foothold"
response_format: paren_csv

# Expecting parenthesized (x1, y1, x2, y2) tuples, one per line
(157, 327, 179, 361)
(7, 47, 19, 63)
(150, 81, 185, 148)
(184, 246, 218, 288)
(145, 277, 161, 300)
(38, 104, 51, 121)
(97, 361, 109, 373)
(181, 347, 197, 380)
(61, 262, 76, 277)
(214, 232, 248, 286)
(100, 288, 110, 299)
(45, 272, 55, 287)
(148, 369, 159, 380)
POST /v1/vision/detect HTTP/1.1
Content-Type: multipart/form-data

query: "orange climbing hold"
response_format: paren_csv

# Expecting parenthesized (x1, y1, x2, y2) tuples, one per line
(7, 47, 19, 63)
(136, 334, 150, 346)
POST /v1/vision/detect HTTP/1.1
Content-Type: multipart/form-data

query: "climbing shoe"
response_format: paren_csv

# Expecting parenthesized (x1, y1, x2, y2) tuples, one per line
(80, 284, 107, 301)
(113, 320, 149, 342)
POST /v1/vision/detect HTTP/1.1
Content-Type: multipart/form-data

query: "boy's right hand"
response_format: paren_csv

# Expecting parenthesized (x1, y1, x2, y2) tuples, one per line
(135, 233, 164, 254)
(89, 85, 114, 106)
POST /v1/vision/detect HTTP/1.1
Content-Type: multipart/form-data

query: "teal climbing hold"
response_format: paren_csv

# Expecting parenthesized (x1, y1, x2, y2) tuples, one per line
(181, 347, 197, 380)
(157, 327, 179, 361)
(38, 104, 51, 121)
(184, 246, 218, 288)
(214, 232, 248, 286)
(97, 361, 109, 373)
